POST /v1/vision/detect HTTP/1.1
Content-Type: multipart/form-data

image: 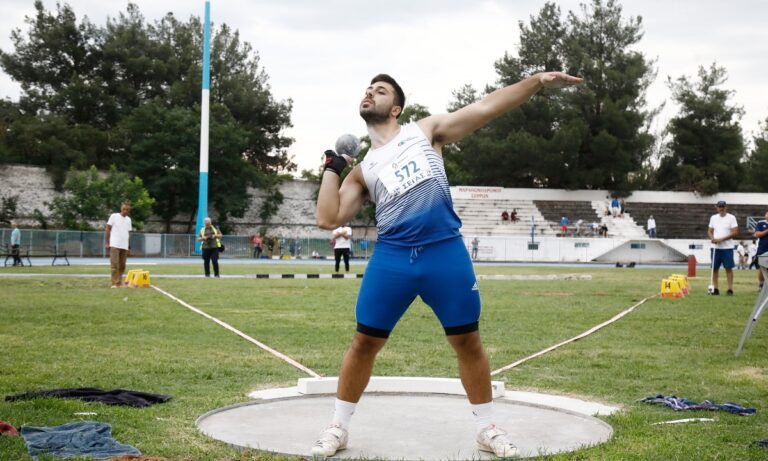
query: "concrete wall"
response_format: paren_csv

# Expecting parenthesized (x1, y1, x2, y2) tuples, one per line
(0, 164, 376, 239)
(3, 165, 763, 243)
(0, 165, 57, 218)
(462, 235, 719, 264)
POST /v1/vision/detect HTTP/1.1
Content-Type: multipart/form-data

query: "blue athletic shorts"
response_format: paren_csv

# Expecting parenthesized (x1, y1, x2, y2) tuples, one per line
(355, 236, 481, 338)
(712, 248, 735, 270)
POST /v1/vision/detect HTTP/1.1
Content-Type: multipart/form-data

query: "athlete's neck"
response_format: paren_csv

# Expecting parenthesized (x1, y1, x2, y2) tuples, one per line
(366, 119, 401, 149)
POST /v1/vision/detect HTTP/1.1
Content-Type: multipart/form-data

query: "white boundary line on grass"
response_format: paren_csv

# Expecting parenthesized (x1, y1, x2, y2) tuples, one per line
(491, 294, 659, 375)
(151, 285, 321, 378)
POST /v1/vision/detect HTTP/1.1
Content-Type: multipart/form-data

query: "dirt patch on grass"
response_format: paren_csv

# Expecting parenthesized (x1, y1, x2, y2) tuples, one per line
(729, 367, 768, 383)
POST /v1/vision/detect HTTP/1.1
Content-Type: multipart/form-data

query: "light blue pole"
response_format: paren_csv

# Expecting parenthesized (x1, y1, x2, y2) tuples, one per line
(195, 0, 212, 253)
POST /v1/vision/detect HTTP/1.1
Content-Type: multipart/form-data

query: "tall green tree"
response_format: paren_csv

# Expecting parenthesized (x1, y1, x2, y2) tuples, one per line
(742, 117, 768, 192)
(48, 165, 155, 230)
(444, 0, 655, 193)
(1, 1, 294, 225)
(654, 63, 745, 195)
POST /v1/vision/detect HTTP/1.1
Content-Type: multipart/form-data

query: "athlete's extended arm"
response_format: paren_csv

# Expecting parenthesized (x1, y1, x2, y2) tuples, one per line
(317, 166, 366, 230)
(419, 72, 582, 148)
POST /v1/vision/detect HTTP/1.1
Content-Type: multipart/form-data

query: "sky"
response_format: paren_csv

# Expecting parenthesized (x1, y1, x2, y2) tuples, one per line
(1, 0, 766, 175)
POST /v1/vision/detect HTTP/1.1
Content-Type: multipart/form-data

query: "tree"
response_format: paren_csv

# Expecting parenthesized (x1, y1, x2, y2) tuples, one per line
(48, 165, 155, 230)
(444, 0, 656, 193)
(743, 118, 768, 192)
(654, 63, 745, 195)
(115, 102, 200, 232)
(0, 195, 19, 225)
(1, 2, 294, 224)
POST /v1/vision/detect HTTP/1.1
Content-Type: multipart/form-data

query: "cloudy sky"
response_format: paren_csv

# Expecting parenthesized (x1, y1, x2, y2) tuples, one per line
(1, 0, 766, 174)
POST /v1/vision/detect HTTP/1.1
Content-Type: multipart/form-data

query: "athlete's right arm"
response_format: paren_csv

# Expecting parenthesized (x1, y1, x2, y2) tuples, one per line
(317, 166, 366, 230)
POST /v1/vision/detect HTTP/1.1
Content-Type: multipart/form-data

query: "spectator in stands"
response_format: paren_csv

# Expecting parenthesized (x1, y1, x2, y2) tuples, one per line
(105, 202, 132, 288)
(509, 209, 518, 222)
(753, 211, 768, 291)
(599, 223, 608, 237)
(560, 216, 569, 236)
(707, 200, 738, 296)
(198, 217, 222, 278)
(501, 210, 509, 223)
(575, 219, 584, 236)
(610, 197, 620, 217)
(590, 221, 600, 236)
(332, 224, 352, 272)
(736, 241, 748, 270)
(10, 221, 22, 267)
(647, 215, 657, 238)
(471, 237, 479, 261)
(619, 199, 626, 218)
(251, 232, 263, 259)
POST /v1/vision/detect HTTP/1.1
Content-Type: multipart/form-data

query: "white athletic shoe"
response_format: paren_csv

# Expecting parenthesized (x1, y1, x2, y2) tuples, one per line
(477, 424, 518, 458)
(311, 424, 348, 457)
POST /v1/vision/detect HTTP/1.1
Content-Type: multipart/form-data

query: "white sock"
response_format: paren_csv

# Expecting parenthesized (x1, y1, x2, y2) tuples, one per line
(331, 398, 357, 430)
(471, 401, 494, 434)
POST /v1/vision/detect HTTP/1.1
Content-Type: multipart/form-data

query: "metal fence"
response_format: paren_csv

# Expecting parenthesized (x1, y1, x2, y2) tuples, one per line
(0, 229, 374, 259)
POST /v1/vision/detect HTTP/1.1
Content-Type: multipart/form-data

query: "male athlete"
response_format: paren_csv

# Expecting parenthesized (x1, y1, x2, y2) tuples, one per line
(314, 71, 582, 457)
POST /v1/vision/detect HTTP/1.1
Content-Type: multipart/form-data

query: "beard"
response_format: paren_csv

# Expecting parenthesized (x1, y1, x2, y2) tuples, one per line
(359, 103, 391, 124)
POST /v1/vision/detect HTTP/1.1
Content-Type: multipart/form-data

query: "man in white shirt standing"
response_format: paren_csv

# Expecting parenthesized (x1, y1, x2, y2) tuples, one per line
(332, 224, 352, 272)
(647, 215, 656, 238)
(105, 202, 133, 288)
(707, 200, 738, 295)
(735, 241, 747, 270)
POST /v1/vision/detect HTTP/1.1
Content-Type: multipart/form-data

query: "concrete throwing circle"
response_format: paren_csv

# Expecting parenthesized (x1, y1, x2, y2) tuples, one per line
(197, 393, 613, 459)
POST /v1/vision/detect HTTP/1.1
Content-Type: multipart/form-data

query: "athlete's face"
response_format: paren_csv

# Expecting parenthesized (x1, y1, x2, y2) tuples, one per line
(360, 82, 400, 123)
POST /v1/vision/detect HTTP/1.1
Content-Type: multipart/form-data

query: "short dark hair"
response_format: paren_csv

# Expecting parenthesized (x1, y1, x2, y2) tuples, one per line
(370, 74, 405, 118)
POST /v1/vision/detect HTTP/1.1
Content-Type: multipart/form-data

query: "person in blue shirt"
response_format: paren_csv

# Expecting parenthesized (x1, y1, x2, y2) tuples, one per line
(560, 216, 569, 236)
(753, 210, 768, 291)
(10, 221, 22, 266)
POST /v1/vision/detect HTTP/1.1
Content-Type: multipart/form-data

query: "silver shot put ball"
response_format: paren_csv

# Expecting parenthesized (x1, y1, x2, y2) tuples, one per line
(335, 134, 361, 158)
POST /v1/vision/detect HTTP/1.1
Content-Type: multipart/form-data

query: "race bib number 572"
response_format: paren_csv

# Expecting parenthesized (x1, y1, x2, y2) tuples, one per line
(379, 149, 433, 197)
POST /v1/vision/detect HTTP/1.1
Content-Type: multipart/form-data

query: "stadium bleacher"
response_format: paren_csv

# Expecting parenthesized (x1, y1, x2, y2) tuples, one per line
(453, 198, 557, 237)
(626, 202, 765, 240)
(454, 197, 764, 240)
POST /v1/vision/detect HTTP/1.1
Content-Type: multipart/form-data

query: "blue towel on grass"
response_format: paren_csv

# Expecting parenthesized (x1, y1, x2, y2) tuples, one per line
(641, 394, 756, 416)
(21, 420, 140, 460)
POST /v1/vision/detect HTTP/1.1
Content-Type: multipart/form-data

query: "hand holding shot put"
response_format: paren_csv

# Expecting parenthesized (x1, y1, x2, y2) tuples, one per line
(314, 71, 582, 457)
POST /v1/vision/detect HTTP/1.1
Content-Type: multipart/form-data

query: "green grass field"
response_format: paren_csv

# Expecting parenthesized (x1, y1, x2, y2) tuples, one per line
(1, 263, 767, 460)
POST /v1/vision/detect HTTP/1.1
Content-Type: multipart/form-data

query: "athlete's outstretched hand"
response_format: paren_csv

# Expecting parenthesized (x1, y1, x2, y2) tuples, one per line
(539, 72, 583, 89)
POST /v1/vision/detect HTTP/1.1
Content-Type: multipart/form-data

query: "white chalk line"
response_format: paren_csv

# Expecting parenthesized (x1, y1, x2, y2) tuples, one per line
(491, 294, 659, 375)
(151, 284, 321, 378)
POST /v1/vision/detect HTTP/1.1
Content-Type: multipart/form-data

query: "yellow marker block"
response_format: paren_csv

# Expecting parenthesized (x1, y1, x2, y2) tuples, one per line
(671, 274, 690, 289)
(661, 278, 684, 298)
(669, 275, 690, 295)
(135, 270, 151, 288)
(124, 269, 141, 286)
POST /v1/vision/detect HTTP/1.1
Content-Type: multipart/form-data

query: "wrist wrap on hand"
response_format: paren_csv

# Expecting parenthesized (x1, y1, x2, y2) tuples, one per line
(324, 149, 348, 176)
